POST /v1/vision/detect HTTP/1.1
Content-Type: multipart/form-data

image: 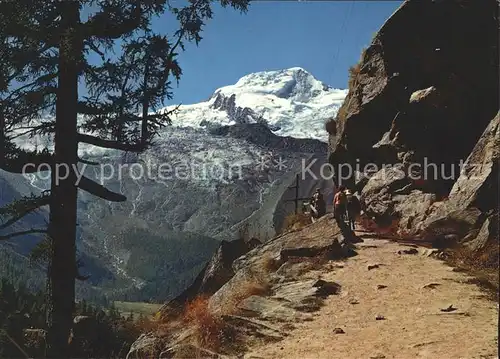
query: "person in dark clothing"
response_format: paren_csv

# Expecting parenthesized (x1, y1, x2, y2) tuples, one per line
(310, 188, 326, 220)
(345, 189, 361, 230)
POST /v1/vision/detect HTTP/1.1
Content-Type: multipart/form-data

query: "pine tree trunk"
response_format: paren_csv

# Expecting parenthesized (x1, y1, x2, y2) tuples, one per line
(46, 3, 81, 357)
(141, 57, 151, 145)
(0, 113, 4, 168)
(141, 102, 149, 145)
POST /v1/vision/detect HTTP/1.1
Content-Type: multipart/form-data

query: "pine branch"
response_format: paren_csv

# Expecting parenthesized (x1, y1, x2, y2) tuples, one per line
(78, 176, 127, 202)
(3, 43, 57, 84)
(77, 133, 146, 152)
(84, 40, 106, 61)
(0, 192, 51, 230)
(7, 121, 55, 140)
(3, 73, 57, 103)
(83, 4, 143, 40)
(78, 157, 99, 166)
(0, 149, 53, 173)
(0, 228, 47, 241)
(77, 100, 111, 116)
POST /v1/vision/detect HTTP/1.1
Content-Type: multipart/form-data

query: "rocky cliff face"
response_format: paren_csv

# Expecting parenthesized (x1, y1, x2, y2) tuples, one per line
(328, 0, 499, 251)
(330, 0, 498, 175)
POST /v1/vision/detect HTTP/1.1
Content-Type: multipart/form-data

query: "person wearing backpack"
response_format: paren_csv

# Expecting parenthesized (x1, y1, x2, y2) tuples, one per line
(310, 188, 326, 221)
(333, 186, 347, 225)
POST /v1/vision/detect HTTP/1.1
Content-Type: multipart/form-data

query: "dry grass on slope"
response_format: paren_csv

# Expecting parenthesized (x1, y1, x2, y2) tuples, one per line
(443, 240, 499, 300)
(281, 213, 311, 234)
(180, 271, 272, 353)
(182, 296, 232, 352)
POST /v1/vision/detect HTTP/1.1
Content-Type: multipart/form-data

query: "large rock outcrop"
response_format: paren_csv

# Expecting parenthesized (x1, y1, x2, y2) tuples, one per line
(159, 236, 261, 318)
(444, 112, 499, 213)
(329, 0, 498, 191)
(419, 112, 499, 247)
(209, 215, 353, 315)
(329, 0, 499, 245)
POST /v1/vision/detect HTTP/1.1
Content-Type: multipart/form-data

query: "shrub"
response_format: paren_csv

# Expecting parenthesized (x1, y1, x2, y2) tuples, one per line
(348, 63, 361, 89)
(259, 254, 282, 273)
(336, 104, 348, 124)
(183, 296, 230, 352)
(358, 215, 414, 240)
(182, 272, 271, 352)
(325, 118, 337, 135)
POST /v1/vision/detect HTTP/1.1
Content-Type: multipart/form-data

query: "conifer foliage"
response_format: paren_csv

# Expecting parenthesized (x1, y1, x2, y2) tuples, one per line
(0, 277, 145, 359)
(0, 0, 249, 357)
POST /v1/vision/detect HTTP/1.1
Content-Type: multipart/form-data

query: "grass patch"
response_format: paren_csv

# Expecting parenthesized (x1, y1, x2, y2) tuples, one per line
(259, 254, 282, 273)
(226, 278, 271, 312)
(335, 46, 368, 126)
(182, 296, 235, 353)
(180, 272, 271, 353)
(114, 301, 163, 318)
(215, 271, 273, 317)
(348, 63, 361, 90)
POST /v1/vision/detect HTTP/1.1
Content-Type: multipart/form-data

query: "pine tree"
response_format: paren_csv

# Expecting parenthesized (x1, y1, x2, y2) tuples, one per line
(127, 312, 135, 322)
(0, 0, 249, 357)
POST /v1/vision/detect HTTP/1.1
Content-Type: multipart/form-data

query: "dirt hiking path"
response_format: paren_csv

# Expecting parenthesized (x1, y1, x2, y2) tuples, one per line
(247, 234, 499, 359)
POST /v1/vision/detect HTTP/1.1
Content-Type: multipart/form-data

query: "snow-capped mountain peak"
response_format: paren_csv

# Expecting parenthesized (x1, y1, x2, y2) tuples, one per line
(163, 67, 347, 142)
(221, 67, 329, 101)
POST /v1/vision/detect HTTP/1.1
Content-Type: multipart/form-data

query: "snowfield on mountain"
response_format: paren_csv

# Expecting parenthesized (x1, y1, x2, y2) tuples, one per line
(161, 67, 347, 142)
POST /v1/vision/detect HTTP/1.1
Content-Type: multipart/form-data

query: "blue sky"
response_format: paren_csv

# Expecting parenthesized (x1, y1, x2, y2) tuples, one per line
(150, 0, 403, 105)
(81, 1, 402, 106)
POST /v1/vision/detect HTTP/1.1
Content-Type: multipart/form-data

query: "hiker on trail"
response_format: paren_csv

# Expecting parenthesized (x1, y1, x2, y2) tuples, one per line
(345, 188, 360, 230)
(333, 186, 348, 224)
(310, 188, 326, 221)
